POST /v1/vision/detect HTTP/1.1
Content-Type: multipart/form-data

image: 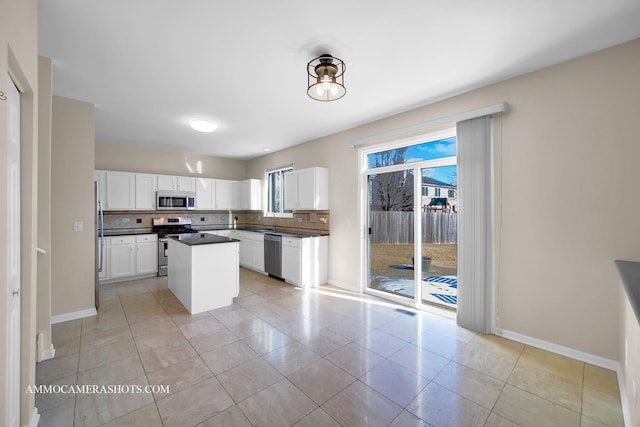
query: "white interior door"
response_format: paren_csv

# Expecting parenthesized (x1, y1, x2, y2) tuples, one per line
(6, 75, 21, 427)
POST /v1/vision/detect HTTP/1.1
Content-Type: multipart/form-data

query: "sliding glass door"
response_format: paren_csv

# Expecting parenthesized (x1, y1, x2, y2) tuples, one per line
(367, 169, 416, 300)
(420, 165, 458, 309)
(364, 133, 458, 311)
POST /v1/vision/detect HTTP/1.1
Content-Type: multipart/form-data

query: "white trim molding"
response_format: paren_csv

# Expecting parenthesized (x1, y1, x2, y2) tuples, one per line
(40, 344, 55, 362)
(327, 279, 358, 293)
(51, 307, 97, 324)
(497, 328, 618, 370)
(351, 102, 511, 148)
(25, 407, 40, 427)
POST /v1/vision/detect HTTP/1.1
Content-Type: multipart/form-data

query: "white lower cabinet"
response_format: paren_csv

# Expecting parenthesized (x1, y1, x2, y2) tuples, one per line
(101, 234, 158, 283)
(282, 236, 328, 288)
(282, 238, 302, 285)
(109, 236, 136, 279)
(135, 234, 159, 275)
(204, 230, 328, 284)
(240, 231, 265, 273)
(205, 230, 265, 273)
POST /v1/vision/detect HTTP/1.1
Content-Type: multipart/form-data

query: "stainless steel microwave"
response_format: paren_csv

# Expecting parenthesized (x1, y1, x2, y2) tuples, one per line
(156, 191, 196, 210)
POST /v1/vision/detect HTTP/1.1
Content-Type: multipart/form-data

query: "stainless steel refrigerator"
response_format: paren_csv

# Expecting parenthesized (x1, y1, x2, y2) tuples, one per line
(95, 181, 104, 308)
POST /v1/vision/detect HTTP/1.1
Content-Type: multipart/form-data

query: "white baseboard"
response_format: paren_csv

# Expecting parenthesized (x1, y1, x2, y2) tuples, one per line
(51, 307, 97, 324)
(497, 328, 631, 427)
(24, 407, 40, 427)
(496, 328, 618, 370)
(615, 367, 632, 427)
(327, 278, 358, 292)
(40, 344, 55, 361)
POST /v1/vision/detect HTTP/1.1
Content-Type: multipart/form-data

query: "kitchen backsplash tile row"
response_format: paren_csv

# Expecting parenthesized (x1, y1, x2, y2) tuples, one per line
(103, 210, 330, 235)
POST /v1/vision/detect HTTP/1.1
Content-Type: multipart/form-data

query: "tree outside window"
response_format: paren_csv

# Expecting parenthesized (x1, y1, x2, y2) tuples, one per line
(267, 167, 292, 215)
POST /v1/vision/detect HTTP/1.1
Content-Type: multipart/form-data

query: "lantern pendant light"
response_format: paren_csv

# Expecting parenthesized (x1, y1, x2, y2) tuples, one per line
(307, 54, 346, 102)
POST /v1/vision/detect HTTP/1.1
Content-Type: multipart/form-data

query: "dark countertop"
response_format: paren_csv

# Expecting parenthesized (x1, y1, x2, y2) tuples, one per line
(102, 227, 329, 238)
(104, 228, 154, 236)
(197, 226, 329, 238)
(195, 226, 232, 232)
(615, 260, 640, 325)
(169, 233, 240, 246)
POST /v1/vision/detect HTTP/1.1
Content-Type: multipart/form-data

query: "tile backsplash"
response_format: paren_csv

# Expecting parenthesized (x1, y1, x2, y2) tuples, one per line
(103, 210, 330, 235)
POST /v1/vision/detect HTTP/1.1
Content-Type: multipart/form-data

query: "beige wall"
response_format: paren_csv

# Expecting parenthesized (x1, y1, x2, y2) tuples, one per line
(0, 0, 39, 423)
(37, 56, 53, 359)
(96, 140, 247, 180)
(248, 39, 640, 362)
(51, 96, 96, 316)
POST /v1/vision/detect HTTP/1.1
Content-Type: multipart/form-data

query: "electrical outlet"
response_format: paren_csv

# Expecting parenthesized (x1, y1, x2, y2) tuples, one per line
(136, 218, 142, 224)
(297, 217, 303, 223)
(320, 217, 327, 223)
(200, 217, 205, 222)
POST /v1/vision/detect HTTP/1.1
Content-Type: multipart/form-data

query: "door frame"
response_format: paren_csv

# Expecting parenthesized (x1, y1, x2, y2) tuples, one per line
(358, 127, 458, 318)
(6, 73, 21, 427)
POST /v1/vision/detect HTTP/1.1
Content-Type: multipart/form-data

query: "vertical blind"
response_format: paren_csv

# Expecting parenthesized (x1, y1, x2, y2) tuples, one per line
(456, 116, 495, 333)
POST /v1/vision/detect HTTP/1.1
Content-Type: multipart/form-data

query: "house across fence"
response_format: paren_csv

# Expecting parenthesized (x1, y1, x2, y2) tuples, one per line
(370, 211, 457, 244)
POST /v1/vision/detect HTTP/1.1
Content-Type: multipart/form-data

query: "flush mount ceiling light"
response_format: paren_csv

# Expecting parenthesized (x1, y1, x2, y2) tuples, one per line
(189, 119, 217, 133)
(307, 53, 346, 102)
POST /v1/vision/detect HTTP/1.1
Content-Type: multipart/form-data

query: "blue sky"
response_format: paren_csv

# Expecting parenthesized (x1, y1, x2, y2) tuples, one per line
(405, 137, 457, 163)
(423, 164, 457, 186)
(368, 137, 457, 186)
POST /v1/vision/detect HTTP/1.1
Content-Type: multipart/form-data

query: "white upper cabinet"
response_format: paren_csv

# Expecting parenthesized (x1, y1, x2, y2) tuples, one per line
(284, 170, 298, 211)
(157, 174, 177, 191)
(215, 179, 240, 210)
(97, 169, 259, 211)
(157, 174, 195, 192)
(105, 171, 135, 210)
(284, 167, 328, 210)
(135, 173, 157, 209)
(95, 170, 106, 208)
(196, 178, 215, 210)
(240, 179, 261, 210)
(177, 176, 196, 192)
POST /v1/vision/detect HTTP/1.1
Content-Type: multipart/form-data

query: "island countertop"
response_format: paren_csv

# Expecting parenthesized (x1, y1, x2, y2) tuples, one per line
(169, 233, 240, 246)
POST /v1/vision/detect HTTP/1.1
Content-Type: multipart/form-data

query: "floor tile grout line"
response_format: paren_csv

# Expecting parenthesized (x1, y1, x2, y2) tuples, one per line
(65, 271, 623, 426)
(509, 344, 589, 416)
(123, 280, 167, 427)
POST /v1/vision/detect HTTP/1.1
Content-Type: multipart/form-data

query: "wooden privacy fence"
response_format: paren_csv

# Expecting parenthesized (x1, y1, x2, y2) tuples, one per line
(370, 211, 457, 244)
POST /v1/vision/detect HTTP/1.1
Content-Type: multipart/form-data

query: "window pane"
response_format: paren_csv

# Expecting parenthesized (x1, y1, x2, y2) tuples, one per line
(267, 167, 292, 214)
(367, 137, 456, 169)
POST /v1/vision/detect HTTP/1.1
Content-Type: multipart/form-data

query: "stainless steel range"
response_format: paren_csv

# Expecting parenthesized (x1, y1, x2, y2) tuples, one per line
(153, 217, 197, 276)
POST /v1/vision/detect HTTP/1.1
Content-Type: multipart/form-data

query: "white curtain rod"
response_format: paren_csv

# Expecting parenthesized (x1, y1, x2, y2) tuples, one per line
(350, 102, 511, 148)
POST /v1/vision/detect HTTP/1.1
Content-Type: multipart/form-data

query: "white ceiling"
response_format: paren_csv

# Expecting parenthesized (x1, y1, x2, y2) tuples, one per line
(38, 0, 640, 160)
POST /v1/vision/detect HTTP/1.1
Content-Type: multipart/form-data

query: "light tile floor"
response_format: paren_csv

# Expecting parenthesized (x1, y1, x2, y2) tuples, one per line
(37, 269, 624, 426)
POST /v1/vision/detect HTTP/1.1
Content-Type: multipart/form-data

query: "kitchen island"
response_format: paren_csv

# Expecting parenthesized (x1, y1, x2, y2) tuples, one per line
(168, 233, 240, 314)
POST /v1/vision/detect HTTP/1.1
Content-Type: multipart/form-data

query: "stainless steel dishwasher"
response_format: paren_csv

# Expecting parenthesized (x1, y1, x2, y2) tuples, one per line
(264, 233, 282, 278)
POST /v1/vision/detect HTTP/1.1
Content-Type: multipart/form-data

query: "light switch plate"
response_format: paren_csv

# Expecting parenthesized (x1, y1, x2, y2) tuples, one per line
(73, 221, 83, 232)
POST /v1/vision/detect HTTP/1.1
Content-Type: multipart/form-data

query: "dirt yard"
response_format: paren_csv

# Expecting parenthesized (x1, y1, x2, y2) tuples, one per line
(369, 243, 457, 276)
